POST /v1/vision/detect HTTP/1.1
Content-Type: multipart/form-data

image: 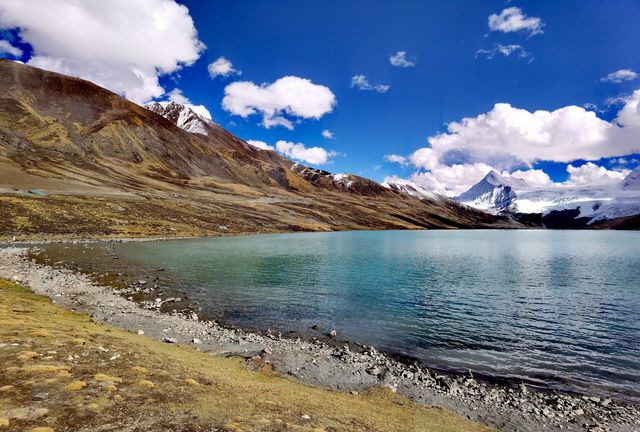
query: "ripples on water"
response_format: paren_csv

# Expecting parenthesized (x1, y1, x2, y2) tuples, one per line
(39, 230, 640, 399)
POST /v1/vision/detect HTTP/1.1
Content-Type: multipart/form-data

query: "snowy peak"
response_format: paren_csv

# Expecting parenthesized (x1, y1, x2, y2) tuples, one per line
(145, 101, 214, 136)
(382, 180, 444, 201)
(621, 167, 640, 190)
(483, 170, 510, 187)
(456, 171, 521, 211)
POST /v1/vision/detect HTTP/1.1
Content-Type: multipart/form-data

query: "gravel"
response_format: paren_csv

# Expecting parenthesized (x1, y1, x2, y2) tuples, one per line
(1, 246, 639, 432)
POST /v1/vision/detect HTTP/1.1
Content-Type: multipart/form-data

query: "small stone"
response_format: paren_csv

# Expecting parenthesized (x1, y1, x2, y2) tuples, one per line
(383, 384, 398, 393)
(192, 338, 202, 344)
(367, 366, 382, 376)
(33, 391, 48, 401)
(184, 378, 199, 386)
(519, 383, 528, 394)
(350, 390, 359, 395)
(600, 398, 611, 407)
(163, 337, 178, 344)
(329, 330, 337, 338)
(137, 329, 144, 335)
(301, 415, 311, 421)
(573, 408, 584, 416)
(138, 280, 147, 285)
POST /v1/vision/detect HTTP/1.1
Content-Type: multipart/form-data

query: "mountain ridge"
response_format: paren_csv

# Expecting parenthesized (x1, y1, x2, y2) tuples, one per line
(0, 59, 515, 239)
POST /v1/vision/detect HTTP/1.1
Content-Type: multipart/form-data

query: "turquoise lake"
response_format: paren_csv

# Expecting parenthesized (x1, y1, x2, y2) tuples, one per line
(38, 230, 640, 399)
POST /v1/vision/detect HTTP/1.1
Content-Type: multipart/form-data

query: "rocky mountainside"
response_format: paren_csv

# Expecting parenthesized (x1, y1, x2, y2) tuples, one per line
(145, 101, 214, 136)
(0, 59, 516, 238)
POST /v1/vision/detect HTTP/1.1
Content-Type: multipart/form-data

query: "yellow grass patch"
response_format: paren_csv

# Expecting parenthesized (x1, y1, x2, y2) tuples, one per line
(0, 279, 493, 432)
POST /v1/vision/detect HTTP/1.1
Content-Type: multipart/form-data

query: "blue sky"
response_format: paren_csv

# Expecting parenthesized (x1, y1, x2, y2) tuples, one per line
(1, 0, 639, 193)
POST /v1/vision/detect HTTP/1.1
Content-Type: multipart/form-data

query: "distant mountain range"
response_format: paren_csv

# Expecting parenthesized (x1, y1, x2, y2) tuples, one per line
(455, 169, 640, 228)
(0, 59, 513, 239)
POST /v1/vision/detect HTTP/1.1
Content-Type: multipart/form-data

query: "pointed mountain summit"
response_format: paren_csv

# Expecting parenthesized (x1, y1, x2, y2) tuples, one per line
(456, 170, 525, 212)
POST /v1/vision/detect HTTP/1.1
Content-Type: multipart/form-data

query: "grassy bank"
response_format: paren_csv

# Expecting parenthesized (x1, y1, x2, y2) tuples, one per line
(0, 279, 492, 432)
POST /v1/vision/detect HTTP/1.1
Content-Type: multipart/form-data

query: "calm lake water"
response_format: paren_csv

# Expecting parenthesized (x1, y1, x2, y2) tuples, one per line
(37, 230, 640, 399)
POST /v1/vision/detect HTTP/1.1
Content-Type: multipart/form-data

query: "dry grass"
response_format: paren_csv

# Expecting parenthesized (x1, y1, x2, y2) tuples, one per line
(0, 279, 493, 431)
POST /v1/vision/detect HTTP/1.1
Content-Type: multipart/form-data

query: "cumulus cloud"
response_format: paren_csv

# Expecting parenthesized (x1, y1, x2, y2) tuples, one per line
(503, 169, 552, 187)
(565, 162, 630, 186)
(601, 69, 639, 84)
(275, 140, 336, 165)
(222, 76, 336, 130)
(322, 129, 334, 139)
(388, 91, 640, 194)
(165, 88, 212, 121)
(475, 44, 532, 61)
(208, 56, 240, 79)
(384, 154, 409, 166)
(350, 75, 390, 93)
(423, 92, 640, 169)
(0, 39, 21, 57)
(389, 51, 415, 68)
(0, 0, 204, 104)
(488, 7, 544, 37)
(246, 140, 274, 151)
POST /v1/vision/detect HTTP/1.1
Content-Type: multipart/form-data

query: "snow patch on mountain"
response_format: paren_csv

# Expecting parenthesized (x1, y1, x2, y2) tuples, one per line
(145, 101, 215, 135)
(382, 179, 445, 201)
(621, 167, 640, 190)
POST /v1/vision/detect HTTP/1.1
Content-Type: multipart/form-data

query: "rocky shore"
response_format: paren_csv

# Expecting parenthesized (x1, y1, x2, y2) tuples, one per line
(1, 246, 639, 432)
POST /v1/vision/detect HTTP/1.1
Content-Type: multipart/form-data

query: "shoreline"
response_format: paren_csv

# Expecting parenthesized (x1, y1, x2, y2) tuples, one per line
(1, 247, 638, 432)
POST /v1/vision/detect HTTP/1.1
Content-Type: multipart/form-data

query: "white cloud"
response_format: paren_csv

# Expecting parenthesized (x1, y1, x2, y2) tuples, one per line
(565, 162, 629, 186)
(222, 76, 336, 130)
(275, 140, 336, 165)
(0, 39, 22, 57)
(422, 92, 640, 169)
(350, 75, 390, 93)
(389, 51, 415, 68)
(322, 129, 334, 139)
(246, 140, 274, 151)
(384, 154, 409, 166)
(389, 91, 640, 194)
(488, 7, 544, 37)
(0, 0, 204, 104)
(503, 169, 552, 188)
(475, 44, 532, 61)
(601, 69, 639, 84)
(165, 88, 212, 121)
(208, 56, 240, 79)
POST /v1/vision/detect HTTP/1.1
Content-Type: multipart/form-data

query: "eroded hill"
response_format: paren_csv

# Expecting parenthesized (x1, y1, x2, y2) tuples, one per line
(0, 59, 518, 239)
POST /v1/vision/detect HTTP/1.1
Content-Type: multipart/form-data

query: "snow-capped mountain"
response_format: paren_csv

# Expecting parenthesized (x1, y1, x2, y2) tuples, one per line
(145, 101, 214, 135)
(382, 179, 445, 201)
(456, 168, 640, 226)
(455, 170, 526, 211)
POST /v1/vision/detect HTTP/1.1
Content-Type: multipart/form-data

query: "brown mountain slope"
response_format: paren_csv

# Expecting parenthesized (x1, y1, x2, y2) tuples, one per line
(0, 59, 519, 239)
